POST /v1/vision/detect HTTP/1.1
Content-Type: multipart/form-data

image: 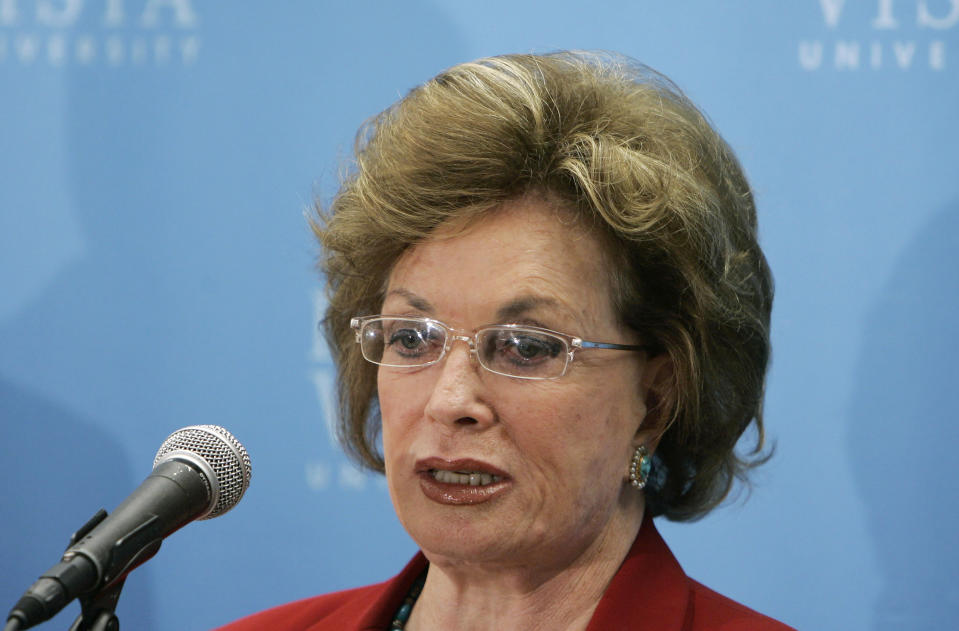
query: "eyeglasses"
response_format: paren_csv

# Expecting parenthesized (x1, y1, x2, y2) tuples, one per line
(350, 315, 648, 381)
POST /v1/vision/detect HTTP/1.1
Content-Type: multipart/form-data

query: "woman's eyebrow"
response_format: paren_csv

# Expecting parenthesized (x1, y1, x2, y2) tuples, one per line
(495, 296, 562, 322)
(383, 288, 434, 314)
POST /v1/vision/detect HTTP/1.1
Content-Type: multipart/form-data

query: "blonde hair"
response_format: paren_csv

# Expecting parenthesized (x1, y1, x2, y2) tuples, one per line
(316, 51, 773, 521)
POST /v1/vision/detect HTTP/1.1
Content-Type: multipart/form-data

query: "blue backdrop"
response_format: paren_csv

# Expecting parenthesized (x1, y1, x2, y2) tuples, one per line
(2, 2, 957, 630)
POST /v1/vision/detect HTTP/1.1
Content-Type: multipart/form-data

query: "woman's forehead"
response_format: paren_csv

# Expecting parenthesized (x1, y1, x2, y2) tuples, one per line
(383, 200, 617, 328)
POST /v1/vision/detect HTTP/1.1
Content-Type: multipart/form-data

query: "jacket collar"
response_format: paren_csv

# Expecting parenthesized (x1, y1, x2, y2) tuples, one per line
(586, 515, 690, 630)
(357, 515, 689, 630)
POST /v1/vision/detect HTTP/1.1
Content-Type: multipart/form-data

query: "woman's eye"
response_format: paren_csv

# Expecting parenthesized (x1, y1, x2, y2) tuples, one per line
(389, 329, 427, 351)
(495, 333, 561, 363)
(513, 337, 546, 359)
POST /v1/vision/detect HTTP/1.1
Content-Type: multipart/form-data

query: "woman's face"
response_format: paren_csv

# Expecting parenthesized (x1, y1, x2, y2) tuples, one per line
(379, 196, 655, 572)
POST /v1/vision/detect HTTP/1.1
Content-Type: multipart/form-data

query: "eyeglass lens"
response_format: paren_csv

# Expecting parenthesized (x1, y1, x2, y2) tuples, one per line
(359, 317, 570, 379)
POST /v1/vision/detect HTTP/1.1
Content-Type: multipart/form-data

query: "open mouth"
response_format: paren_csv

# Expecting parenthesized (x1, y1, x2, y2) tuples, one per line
(430, 470, 503, 486)
(417, 459, 511, 505)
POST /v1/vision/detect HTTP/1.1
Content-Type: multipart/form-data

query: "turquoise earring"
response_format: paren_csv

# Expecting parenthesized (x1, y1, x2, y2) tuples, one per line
(629, 445, 651, 490)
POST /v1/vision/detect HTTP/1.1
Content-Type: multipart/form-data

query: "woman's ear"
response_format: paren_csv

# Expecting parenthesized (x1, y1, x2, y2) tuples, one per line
(634, 353, 674, 453)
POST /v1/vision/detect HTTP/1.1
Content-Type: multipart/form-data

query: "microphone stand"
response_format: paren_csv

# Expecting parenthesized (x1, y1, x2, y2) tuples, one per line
(68, 579, 124, 631)
(64, 510, 124, 631)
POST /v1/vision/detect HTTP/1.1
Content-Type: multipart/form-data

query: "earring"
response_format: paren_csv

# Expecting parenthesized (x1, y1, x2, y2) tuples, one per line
(629, 445, 651, 490)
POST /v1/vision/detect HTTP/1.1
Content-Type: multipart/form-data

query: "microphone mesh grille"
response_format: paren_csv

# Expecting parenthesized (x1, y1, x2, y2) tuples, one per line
(153, 425, 252, 519)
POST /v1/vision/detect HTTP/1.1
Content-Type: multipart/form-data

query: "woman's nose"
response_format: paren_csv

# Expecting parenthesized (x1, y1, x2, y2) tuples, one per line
(423, 341, 495, 428)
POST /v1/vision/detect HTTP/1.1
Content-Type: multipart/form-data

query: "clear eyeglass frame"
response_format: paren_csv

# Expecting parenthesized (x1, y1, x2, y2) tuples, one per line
(350, 314, 648, 381)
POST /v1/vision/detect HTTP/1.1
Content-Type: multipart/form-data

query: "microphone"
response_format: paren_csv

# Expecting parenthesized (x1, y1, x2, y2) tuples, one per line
(5, 425, 252, 631)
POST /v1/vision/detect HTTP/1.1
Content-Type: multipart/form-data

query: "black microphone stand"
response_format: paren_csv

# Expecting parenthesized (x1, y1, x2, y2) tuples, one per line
(68, 579, 124, 631)
(65, 510, 123, 631)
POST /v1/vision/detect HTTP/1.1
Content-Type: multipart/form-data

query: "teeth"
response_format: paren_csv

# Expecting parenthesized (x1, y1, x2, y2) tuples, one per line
(431, 470, 501, 486)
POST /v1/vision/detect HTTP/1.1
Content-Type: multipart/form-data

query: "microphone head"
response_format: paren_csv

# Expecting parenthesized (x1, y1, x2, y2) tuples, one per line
(153, 425, 252, 519)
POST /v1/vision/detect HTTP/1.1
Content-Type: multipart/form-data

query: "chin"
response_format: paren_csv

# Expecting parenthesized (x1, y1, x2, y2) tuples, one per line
(395, 495, 527, 564)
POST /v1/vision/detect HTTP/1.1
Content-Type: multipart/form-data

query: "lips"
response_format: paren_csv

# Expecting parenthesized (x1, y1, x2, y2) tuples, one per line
(415, 458, 511, 505)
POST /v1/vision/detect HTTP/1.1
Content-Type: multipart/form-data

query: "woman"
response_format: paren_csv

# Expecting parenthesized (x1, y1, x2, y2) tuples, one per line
(219, 51, 792, 630)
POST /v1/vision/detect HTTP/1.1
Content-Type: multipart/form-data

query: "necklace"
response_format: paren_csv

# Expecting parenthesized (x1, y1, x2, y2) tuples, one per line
(389, 570, 427, 630)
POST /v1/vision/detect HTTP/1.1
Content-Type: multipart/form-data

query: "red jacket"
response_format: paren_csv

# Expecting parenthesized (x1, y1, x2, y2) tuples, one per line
(215, 518, 793, 630)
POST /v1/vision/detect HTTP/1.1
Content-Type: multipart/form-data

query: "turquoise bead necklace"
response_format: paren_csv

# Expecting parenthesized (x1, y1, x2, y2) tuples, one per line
(389, 571, 427, 630)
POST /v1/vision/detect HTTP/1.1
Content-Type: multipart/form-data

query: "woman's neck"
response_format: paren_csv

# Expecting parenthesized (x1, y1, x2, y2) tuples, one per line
(405, 499, 645, 631)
